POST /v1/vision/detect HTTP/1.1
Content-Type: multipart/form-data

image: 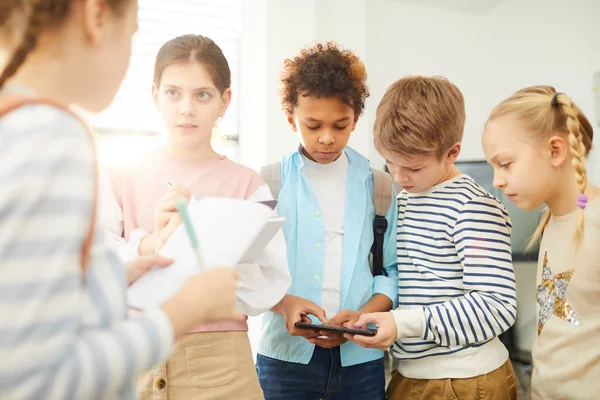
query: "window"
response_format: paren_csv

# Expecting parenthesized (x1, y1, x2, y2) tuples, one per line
(93, 0, 242, 166)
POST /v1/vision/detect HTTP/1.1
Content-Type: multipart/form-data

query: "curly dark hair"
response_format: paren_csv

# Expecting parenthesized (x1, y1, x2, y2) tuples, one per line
(281, 42, 369, 117)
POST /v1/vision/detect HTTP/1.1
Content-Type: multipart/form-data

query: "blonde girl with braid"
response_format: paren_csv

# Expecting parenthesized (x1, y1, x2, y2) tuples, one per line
(482, 86, 600, 400)
(0, 1, 244, 399)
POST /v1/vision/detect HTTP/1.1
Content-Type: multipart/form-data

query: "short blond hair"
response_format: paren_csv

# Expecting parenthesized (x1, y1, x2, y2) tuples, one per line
(374, 75, 465, 159)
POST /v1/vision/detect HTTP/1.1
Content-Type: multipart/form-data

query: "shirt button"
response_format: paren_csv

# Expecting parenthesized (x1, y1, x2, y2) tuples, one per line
(315, 211, 321, 216)
(315, 243, 321, 248)
(314, 275, 319, 281)
(156, 378, 166, 390)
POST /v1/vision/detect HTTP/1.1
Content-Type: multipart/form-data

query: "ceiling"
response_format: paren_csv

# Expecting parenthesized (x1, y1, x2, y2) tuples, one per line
(391, 0, 507, 15)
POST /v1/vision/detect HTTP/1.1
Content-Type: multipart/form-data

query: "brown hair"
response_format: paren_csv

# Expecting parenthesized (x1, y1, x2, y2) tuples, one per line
(0, 0, 19, 26)
(0, 0, 25, 35)
(374, 76, 465, 159)
(153, 34, 231, 93)
(487, 85, 594, 250)
(0, 0, 129, 90)
(280, 41, 368, 117)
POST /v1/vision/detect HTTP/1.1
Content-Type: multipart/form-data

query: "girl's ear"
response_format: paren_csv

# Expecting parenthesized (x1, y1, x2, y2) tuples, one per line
(82, 0, 109, 45)
(547, 135, 569, 168)
(219, 88, 232, 117)
(151, 82, 159, 111)
(286, 111, 297, 132)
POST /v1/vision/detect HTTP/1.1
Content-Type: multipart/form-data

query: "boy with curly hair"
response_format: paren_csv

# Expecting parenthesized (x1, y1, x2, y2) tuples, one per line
(255, 42, 398, 400)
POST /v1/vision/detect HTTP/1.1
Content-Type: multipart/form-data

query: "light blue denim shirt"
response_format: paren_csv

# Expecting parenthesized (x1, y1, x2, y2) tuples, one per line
(258, 146, 398, 367)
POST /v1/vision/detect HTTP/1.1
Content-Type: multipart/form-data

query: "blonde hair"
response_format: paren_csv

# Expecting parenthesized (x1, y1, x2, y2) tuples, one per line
(487, 86, 594, 250)
(373, 75, 465, 159)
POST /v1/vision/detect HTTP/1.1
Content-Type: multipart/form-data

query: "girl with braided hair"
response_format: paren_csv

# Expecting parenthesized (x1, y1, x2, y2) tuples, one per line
(482, 86, 600, 399)
(0, 1, 243, 398)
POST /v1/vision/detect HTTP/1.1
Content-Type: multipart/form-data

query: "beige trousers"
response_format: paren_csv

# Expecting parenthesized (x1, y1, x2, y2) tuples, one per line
(387, 359, 518, 400)
(136, 331, 264, 400)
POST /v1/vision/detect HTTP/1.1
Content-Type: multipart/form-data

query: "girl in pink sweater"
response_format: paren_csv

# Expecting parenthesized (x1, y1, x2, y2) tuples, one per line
(101, 34, 290, 400)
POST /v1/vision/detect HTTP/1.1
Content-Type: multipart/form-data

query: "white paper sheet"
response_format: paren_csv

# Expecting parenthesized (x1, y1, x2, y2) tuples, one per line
(127, 197, 284, 309)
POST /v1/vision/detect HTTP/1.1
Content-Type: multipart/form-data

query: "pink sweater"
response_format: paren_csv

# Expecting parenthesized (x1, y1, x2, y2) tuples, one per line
(107, 149, 266, 332)
(110, 149, 264, 241)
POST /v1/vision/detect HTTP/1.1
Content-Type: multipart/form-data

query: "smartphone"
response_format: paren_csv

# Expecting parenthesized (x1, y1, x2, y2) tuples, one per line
(294, 322, 377, 337)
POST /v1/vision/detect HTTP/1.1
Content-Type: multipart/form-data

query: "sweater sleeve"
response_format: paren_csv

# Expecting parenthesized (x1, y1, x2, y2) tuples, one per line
(234, 183, 292, 316)
(99, 167, 148, 262)
(372, 187, 399, 308)
(0, 105, 173, 399)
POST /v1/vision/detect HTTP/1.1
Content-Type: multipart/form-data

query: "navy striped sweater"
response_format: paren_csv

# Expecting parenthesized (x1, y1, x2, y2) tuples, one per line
(391, 174, 516, 379)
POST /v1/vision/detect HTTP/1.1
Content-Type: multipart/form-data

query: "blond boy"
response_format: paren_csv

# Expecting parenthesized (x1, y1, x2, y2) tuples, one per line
(349, 76, 518, 400)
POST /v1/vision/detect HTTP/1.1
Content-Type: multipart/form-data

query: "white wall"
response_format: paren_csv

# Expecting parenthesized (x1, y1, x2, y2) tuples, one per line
(586, 0, 600, 181)
(240, 0, 599, 175)
(316, 0, 372, 156)
(239, 0, 315, 171)
(366, 0, 600, 176)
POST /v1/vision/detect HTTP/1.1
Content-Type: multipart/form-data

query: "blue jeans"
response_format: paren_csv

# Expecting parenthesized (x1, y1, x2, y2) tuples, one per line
(256, 346, 385, 400)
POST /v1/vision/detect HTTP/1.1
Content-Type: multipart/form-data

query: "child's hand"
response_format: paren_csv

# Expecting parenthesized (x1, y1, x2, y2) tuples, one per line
(327, 309, 361, 329)
(162, 267, 244, 338)
(308, 310, 360, 348)
(155, 184, 191, 232)
(343, 312, 397, 350)
(126, 254, 173, 285)
(139, 185, 191, 255)
(276, 295, 327, 340)
(155, 213, 182, 251)
(309, 332, 347, 348)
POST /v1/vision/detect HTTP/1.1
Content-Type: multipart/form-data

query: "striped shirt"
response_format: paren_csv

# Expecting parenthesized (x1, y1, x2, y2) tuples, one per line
(391, 174, 516, 379)
(0, 100, 173, 399)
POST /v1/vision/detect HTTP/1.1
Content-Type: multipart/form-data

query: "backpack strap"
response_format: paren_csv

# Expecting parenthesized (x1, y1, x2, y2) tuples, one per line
(370, 168, 393, 276)
(0, 96, 97, 272)
(260, 161, 282, 199)
(371, 168, 393, 217)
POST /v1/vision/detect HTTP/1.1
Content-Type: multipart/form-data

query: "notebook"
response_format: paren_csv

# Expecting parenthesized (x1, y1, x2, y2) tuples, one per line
(127, 197, 285, 310)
